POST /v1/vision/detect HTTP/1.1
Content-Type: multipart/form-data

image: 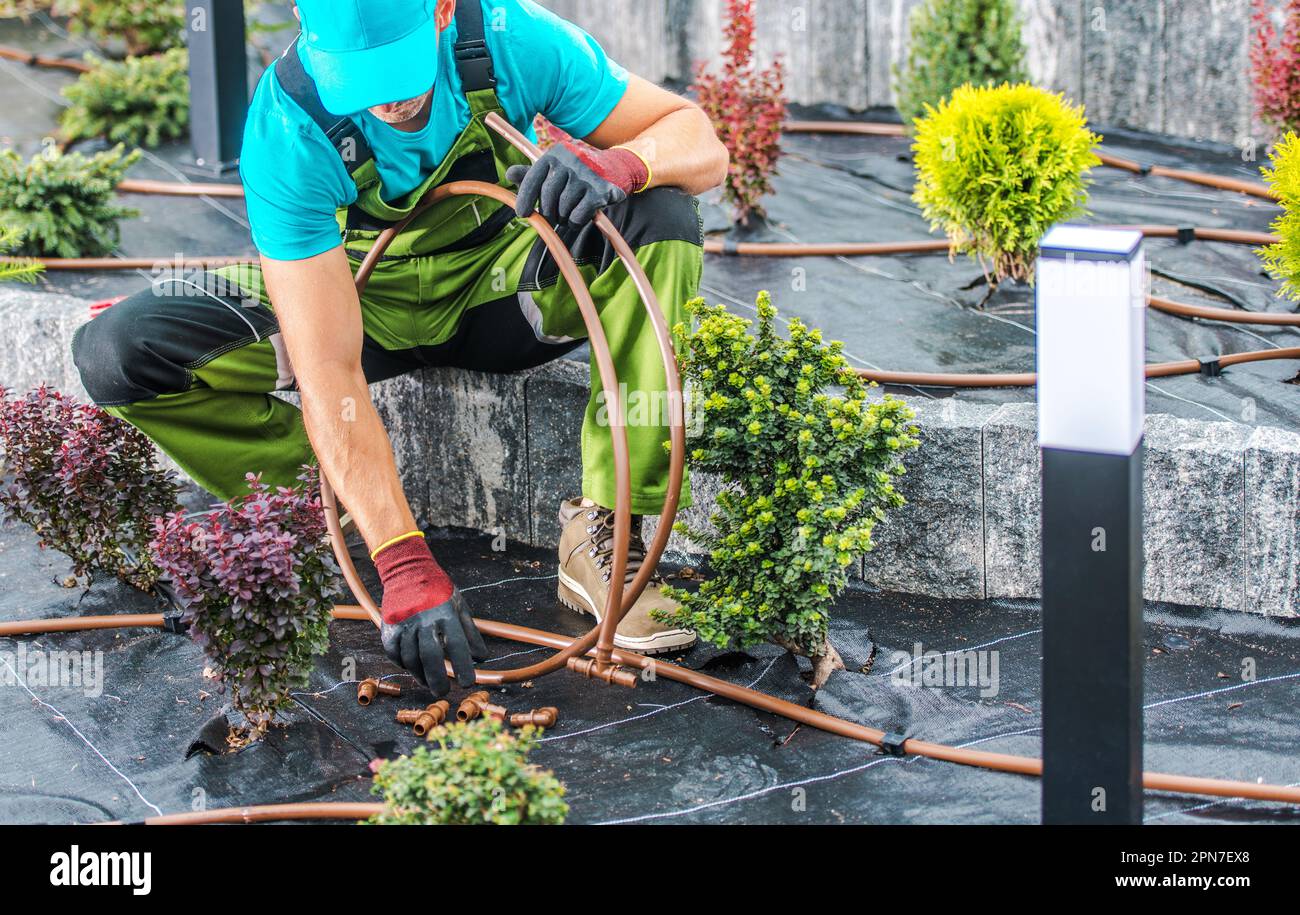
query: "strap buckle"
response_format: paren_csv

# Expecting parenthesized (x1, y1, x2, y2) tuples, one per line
(454, 40, 496, 90)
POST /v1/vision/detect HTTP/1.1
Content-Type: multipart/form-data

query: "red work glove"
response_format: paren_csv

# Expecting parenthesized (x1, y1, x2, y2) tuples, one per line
(374, 535, 487, 697)
(507, 137, 651, 227)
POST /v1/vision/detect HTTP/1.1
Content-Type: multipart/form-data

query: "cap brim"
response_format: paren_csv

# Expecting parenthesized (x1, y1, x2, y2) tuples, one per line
(304, 15, 440, 116)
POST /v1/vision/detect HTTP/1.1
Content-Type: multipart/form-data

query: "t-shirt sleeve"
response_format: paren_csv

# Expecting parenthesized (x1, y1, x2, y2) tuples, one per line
(238, 72, 356, 262)
(493, 0, 630, 140)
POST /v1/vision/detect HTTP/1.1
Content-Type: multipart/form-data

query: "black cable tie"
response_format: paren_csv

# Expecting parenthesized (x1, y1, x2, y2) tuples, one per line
(1198, 357, 1223, 377)
(878, 730, 910, 757)
(1138, 164, 1154, 176)
(161, 612, 190, 635)
(1176, 226, 1196, 245)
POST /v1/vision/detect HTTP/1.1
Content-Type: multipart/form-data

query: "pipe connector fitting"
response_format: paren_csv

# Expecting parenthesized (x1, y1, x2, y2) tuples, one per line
(396, 701, 451, 736)
(567, 656, 638, 688)
(510, 707, 559, 728)
(455, 690, 493, 722)
(357, 677, 402, 705)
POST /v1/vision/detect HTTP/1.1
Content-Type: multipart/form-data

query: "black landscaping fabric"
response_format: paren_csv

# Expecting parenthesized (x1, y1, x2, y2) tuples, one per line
(3, 507, 1300, 826)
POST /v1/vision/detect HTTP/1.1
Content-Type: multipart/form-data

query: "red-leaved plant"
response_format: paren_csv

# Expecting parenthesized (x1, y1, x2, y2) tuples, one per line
(150, 466, 343, 740)
(692, 0, 787, 226)
(1252, 0, 1300, 137)
(0, 385, 179, 590)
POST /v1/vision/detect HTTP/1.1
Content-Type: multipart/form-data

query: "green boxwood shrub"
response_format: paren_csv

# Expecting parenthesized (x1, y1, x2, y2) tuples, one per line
(1259, 132, 1300, 300)
(894, 0, 1027, 129)
(0, 227, 41, 283)
(149, 468, 343, 740)
(912, 82, 1100, 286)
(367, 720, 568, 826)
(61, 49, 189, 148)
(657, 292, 919, 688)
(0, 386, 180, 590)
(0, 145, 139, 258)
(52, 1, 185, 55)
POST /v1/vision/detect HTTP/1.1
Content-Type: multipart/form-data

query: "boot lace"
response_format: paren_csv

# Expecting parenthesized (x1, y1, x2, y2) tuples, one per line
(582, 507, 659, 586)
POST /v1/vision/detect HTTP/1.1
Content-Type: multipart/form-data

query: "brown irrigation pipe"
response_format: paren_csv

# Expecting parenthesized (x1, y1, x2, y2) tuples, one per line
(856, 347, 1300, 389)
(782, 119, 1278, 201)
(1149, 294, 1300, 327)
(0, 43, 92, 73)
(9, 604, 1300, 813)
(116, 178, 245, 198)
(703, 225, 1279, 258)
(339, 607, 1300, 807)
(136, 803, 383, 825)
(0, 613, 165, 637)
(323, 109, 688, 680)
(1096, 151, 1278, 202)
(1, 256, 251, 271)
(324, 178, 635, 683)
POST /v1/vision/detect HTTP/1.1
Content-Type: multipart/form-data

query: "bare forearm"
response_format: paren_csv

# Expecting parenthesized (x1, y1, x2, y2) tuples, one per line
(299, 363, 416, 550)
(260, 248, 418, 555)
(619, 106, 729, 195)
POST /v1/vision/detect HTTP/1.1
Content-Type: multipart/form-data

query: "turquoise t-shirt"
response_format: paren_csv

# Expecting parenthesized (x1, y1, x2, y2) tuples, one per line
(239, 0, 630, 261)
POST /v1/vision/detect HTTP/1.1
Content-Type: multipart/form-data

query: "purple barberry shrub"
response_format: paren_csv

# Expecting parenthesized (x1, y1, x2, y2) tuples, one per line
(150, 466, 343, 737)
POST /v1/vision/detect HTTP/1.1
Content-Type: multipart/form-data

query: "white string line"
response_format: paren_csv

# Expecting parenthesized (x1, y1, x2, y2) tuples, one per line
(596, 752, 906, 824)
(1149, 379, 1237, 421)
(0, 653, 163, 817)
(1143, 669, 1300, 711)
(879, 627, 1043, 678)
(0, 54, 69, 106)
(132, 147, 252, 230)
(540, 654, 781, 744)
(461, 572, 557, 592)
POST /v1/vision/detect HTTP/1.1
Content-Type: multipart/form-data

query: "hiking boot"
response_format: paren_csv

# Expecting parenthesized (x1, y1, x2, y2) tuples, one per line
(557, 498, 696, 655)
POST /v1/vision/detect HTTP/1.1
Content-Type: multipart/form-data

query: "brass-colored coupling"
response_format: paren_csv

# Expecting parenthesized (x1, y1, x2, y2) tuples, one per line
(567, 656, 638, 688)
(510, 707, 559, 728)
(395, 700, 452, 736)
(455, 690, 493, 722)
(357, 677, 402, 705)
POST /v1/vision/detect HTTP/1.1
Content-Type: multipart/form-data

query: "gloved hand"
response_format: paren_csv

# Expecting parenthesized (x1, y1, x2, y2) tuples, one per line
(507, 138, 650, 227)
(374, 534, 487, 697)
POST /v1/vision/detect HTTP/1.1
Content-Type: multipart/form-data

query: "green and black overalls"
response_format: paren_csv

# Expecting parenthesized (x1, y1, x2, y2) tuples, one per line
(72, 2, 702, 516)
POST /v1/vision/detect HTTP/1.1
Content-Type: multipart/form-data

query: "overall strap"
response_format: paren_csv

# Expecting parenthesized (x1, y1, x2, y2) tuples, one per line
(453, 0, 497, 92)
(274, 41, 375, 175)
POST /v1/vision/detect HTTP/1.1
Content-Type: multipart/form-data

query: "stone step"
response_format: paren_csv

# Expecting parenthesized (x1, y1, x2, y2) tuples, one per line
(4, 287, 1295, 615)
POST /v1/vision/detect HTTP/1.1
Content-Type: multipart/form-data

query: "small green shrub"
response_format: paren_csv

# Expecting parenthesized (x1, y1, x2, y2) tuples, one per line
(0, 386, 180, 590)
(657, 293, 919, 688)
(149, 468, 343, 740)
(0, 145, 139, 258)
(912, 82, 1100, 285)
(894, 0, 1027, 130)
(61, 49, 189, 148)
(367, 720, 568, 826)
(52, 1, 185, 55)
(1259, 132, 1300, 299)
(0, 227, 42, 283)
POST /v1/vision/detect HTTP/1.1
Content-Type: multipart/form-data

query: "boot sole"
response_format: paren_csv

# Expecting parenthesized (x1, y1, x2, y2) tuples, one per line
(557, 569, 696, 656)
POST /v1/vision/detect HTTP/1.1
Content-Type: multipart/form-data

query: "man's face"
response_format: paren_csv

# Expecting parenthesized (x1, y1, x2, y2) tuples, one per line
(368, 89, 433, 125)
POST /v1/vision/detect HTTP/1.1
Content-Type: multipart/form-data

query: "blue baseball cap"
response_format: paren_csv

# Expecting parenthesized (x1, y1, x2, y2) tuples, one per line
(295, 0, 441, 115)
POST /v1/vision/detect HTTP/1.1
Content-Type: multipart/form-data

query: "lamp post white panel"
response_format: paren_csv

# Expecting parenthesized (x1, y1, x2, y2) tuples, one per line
(1035, 226, 1146, 456)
